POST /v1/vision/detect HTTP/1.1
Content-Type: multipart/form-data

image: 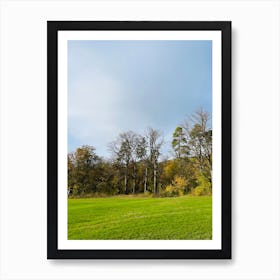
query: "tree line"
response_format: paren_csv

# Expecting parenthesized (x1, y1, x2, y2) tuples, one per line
(68, 109, 212, 197)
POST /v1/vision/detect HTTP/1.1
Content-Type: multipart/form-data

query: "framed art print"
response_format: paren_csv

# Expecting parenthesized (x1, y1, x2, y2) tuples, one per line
(47, 21, 231, 259)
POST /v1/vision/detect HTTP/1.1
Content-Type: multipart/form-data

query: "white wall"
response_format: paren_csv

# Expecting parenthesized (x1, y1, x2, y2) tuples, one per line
(0, 1, 279, 279)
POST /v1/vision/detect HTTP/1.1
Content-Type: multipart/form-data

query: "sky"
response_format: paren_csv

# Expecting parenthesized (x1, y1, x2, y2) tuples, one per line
(68, 40, 212, 159)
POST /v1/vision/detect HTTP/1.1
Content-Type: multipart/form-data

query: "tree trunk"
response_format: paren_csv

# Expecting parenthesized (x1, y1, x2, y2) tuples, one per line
(144, 166, 148, 192)
(153, 161, 157, 196)
(124, 164, 128, 194)
(132, 162, 136, 194)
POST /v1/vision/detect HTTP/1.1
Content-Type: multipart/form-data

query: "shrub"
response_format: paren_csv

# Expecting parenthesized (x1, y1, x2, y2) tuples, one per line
(72, 184, 81, 196)
(161, 176, 187, 197)
(191, 185, 210, 196)
(191, 175, 212, 196)
(162, 185, 178, 197)
(96, 182, 107, 193)
(173, 176, 188, 193)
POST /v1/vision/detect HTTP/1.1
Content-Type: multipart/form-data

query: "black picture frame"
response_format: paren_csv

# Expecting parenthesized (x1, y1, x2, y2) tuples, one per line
(47, 21, 231, 259)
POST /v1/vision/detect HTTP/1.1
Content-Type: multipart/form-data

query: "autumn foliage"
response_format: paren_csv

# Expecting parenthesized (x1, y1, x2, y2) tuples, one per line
(68, 109, 212, 197)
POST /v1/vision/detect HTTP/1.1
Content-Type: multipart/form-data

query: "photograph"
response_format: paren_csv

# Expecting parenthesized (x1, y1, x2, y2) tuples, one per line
(47, 21, 231, 259)
(67, 39, 213, 240)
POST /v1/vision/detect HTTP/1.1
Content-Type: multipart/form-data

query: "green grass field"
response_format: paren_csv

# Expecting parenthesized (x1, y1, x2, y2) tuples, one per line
(68, 195, 212, 240)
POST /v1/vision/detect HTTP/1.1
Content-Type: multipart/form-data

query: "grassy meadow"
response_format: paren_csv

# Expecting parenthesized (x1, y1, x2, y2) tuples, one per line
(68, 195, 212, 240)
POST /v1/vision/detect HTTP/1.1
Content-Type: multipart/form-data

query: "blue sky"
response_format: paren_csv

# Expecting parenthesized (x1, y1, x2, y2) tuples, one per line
(68, 40, 212, 159)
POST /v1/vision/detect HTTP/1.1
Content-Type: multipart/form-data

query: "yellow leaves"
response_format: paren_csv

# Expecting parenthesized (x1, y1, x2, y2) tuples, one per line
(162, 176, 187, 197)
(172, 175, 187, 189)
(163, 160, 179, 181)
(191, 174, 211, 196)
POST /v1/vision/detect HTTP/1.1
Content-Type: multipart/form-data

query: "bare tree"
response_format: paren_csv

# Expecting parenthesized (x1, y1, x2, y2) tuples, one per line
(146, 128, 163, 196)
(108, 131, 136, 194)
(135, 136, 148, 193)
